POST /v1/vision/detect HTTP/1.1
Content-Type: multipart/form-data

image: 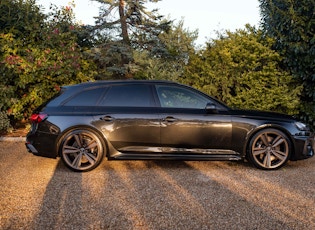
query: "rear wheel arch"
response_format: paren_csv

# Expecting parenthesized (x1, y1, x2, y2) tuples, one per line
(57, 126, 108, 172)
(57, 125, 108, 155)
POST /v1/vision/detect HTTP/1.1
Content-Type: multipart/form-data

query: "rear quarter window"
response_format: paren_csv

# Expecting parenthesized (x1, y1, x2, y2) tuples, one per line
(34, 88, 65, 112)
(63, 87, 106, 106)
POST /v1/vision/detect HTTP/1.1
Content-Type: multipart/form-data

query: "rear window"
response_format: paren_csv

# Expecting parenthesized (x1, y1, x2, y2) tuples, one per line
(99, 84, 154, 107)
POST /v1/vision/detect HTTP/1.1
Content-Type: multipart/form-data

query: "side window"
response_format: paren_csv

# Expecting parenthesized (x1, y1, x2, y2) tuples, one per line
(156, 85, 209, 109)
(63, 87, 105, 106)
(100, 84, 154, 107)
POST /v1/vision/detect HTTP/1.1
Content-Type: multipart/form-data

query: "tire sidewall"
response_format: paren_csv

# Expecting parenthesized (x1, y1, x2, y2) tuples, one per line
(248, 128, 291, 170)
(59, 128, 105, 172)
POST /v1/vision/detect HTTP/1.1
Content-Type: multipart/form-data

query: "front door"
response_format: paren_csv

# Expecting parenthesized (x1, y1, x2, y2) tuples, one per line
(155, 85, 232, 153)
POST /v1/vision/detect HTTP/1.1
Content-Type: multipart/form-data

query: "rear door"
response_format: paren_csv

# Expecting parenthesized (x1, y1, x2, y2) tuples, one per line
(93, 83, 161, 153)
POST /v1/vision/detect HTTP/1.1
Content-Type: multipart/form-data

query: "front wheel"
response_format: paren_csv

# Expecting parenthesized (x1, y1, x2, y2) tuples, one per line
(248, 129, 291, 170)
(60, 129, 105, 172)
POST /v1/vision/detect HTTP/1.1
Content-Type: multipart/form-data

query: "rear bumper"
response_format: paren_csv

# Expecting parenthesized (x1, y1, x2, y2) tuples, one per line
(25, 142, 38, 154)
(25, 131, 58, 158)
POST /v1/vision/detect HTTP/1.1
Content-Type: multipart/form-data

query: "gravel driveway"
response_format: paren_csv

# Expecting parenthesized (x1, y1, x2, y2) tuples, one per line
(1, 141, 315, 230)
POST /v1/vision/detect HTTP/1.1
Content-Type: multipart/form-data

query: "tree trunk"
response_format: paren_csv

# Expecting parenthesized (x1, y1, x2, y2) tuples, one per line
(119, 0, 130, 45)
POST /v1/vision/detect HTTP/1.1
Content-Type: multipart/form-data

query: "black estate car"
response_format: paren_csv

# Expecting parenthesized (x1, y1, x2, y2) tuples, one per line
(26, 80, 315, 172)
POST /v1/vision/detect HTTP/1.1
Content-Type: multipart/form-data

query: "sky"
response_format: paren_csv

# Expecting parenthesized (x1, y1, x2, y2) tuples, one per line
(37, 0, 261, 45)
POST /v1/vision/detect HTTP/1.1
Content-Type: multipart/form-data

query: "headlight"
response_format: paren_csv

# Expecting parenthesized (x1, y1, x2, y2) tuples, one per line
(295, 122, 309, 131)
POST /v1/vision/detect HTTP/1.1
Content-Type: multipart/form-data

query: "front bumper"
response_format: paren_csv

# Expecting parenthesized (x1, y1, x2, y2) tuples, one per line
(293, 134, 315, 160)
(306, 135, 315, 157)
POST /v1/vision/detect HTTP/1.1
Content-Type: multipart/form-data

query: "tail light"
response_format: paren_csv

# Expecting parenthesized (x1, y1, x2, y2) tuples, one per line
(30, 113, 48, 123)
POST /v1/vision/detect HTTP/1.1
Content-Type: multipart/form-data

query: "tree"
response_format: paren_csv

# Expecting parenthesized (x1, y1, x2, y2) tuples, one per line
(134, 20, 198, 81)
(183, 26, 301, 115)
(259, 0, 315, 126)
(0, 1, 96, 121)
(92, 0, 171, 78)
(0, 0, 45, 40)
(0, 0, 46, 123)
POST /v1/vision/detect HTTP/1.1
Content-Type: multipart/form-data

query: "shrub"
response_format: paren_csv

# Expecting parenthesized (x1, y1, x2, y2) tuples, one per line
(0, 111, 11, 132)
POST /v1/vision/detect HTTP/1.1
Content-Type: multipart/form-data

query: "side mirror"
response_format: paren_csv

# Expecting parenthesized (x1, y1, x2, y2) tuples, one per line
(205, 103, 218, 113)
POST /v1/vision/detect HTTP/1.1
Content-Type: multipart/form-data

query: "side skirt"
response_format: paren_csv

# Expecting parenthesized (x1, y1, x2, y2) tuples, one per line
(108, 153, 242, 161)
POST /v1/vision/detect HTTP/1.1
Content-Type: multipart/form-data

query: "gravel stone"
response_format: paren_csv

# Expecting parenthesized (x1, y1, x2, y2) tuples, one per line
(1, 142, 315, 229)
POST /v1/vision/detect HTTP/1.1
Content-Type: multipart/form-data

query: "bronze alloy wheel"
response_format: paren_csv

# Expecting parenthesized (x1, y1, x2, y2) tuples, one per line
(249, 129, 291, 170)
(60, 129, 104, 172)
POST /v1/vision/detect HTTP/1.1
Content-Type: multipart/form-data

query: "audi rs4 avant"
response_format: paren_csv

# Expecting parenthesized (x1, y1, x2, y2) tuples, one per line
(26, 80, 315, 172)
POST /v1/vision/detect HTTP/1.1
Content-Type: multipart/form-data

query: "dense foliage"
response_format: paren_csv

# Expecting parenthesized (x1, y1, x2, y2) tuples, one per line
(259, 0, 315, 125)
(0, 0, 96, 123)
(0, 0, 313, 131)
(182, 26, 301, 114)
(134, 20, 198, 80)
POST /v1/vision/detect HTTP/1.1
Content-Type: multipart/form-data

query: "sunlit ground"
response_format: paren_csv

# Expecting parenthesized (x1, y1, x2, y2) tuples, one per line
(1, 142, 314, 229)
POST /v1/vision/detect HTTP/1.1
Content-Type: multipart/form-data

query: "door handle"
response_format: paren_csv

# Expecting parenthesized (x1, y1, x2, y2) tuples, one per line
(164, 116, 177, 122)
(100, 115, 114, 121)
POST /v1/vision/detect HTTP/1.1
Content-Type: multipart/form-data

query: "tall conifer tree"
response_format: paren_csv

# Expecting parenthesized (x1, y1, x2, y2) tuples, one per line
(259, 0, 315, 126)
(92, 0, 171, 79)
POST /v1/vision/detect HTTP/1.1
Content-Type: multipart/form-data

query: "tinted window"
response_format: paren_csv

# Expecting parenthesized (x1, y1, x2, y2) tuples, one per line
(38, 88, 65, 110)
(156, 85, 209, 109)
(64, 87, 105, 106)
(100, 84, 154, 107)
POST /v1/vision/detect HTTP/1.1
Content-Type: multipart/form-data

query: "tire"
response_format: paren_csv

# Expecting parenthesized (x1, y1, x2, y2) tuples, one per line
(248, 128, 291, 170)
(60, 128, 105, 172)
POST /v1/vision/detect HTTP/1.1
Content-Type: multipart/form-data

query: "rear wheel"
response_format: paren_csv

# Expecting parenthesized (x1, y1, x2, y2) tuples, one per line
(248, 129, 291, 170)
(60, 129, 105, 172)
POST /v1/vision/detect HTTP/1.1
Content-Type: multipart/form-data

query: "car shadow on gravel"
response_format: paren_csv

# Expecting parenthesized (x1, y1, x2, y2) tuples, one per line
(31, 158, 313, 229)
(99, 160, 294, 229)
(31, 160, 84, 229)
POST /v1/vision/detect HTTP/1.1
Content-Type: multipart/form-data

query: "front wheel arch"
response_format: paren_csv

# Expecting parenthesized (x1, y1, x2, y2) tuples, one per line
(244, 125, 295, 158)
(246, 128, 292, 170)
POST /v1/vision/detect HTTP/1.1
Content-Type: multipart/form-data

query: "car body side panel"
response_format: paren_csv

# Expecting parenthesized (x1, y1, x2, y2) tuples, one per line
(230, 113, 314, 160)
(230, 119, 257, 156)
(160, 109, 232, 151)
(92, 107, 161, 154)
